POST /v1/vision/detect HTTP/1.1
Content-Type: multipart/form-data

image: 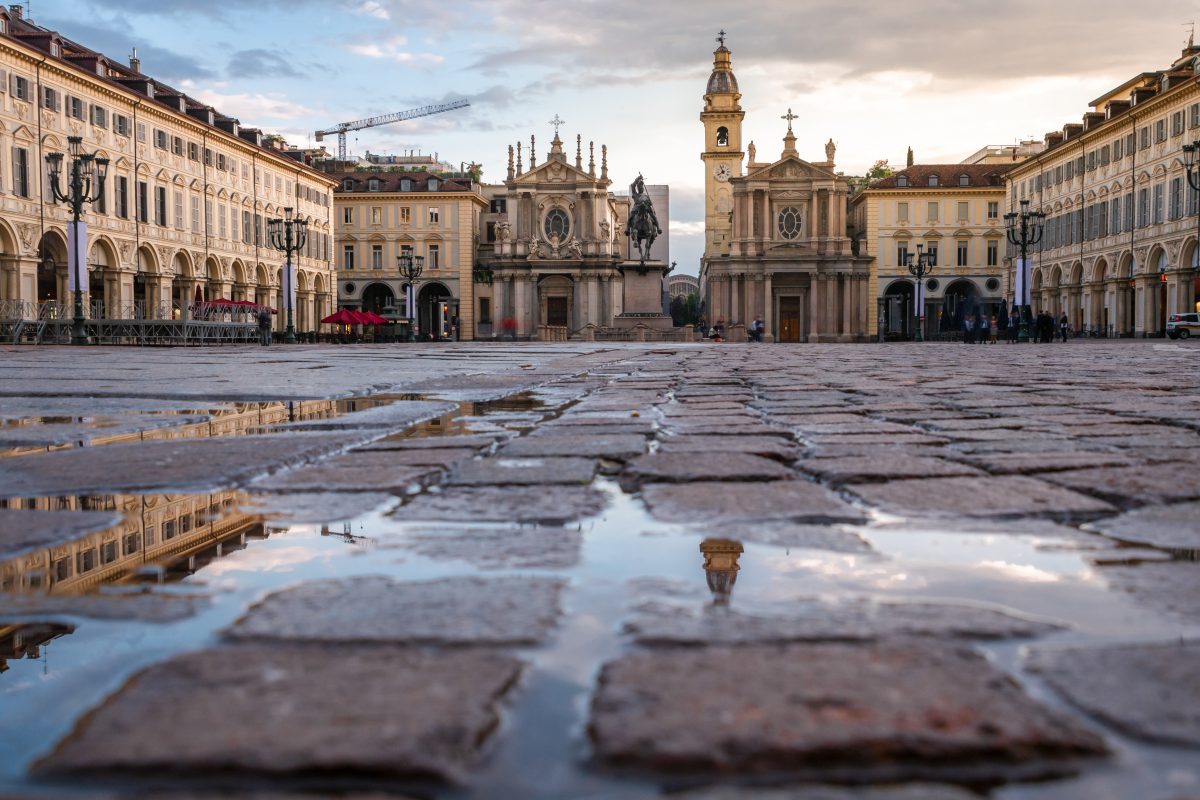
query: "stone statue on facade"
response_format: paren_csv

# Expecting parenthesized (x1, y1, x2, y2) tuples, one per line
(825, 138, 837, 162)
(626, 173, 661, 261)
(747, 141, 756, 164)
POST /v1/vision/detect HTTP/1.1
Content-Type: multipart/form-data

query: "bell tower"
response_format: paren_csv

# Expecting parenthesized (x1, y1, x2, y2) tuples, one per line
(701, 31, 744, 259)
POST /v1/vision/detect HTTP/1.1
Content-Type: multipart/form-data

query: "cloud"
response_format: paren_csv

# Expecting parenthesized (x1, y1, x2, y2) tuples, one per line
(353, 0, 390, 19)
(228, 49, 305, 79)
(177, 80, 321, 123)
(345, 35, 444, 65)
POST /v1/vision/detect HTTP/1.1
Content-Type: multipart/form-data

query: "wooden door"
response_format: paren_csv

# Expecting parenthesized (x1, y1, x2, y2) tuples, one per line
(547, 297, 569, 327)
(778, 296, 801, 343)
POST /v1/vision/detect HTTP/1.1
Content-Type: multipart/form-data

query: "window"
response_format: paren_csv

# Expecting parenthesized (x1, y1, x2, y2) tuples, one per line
(1113, 138, 1123, 161)
(155, 186, 167, 226)
(428, 207, 440, 225)
(1170, 177, 1183, 220)
(958, 174, 969, 187)
(1065, 161, 1074, 181)
(1055, 165, 1063, 184)
(342, 178, 354, 191)
(101, 540, 117, 564)
(371, 244, 383, 269)
(427, 178, 439, 191)
(90, 104, 107, 128)
(342, 245, 355, 270)
(216, 153, 226, 171)
(180, 514, 191, 534)
(490, 198, 507, 213)
(41, 86, 58, 111)
(927, 175, 939, 187)
(1173, 111, 1184, 136)
(400, 207, 411, 224)
(957, 201, 969, 221)
(778, 206, 802, 239)
(371, 207, 381, 225)
(172, 136, 183, 156)
(54, 557, 71, 582)
(154, 129, 167, 149)
(479, 297, 492, 324)
(11, 147, 28, 197)
(1191, 181, 1200, 217)
(163, 520, 175, 540)
(427, 244, 440, 268)
(115, 114, 130, 136)
(986, 239, 998, 267)
(1111, 195, 1121, 234)
(1138, 187, 1149, 227)
(895, 175, 908, 187)
(897, 240, 909, 266)
(956, 240, 968, 266)
(926, 201, 938, 222)
(1100, 145, 1110, 166)
(144, 526, 156, 547)
(231, 207, 238, 241)
(205, 199, 213, 235)
(925, 241, 938, 265)
(1125, 191, 1134, 230)
(987, 201, 999, 220)
(1155, 118, 1166, 143)
(543, 208, 568, 239)
(1153, 183, 1164, 224)
(218, 204, 226, 238)
(342, 207, 353, 225)
(896, 202, 908, 222)
(204, 148, 213, 167)
(716, 126, 729, 146)
(188, 142, 199, 161)
(1086, 152, 1095, 171)
(11, 75, 29, 101)
(191, 195, 200, 232)
(242, 210, 252, 243)
(174, 191, 183, 229)
(1140, 126, 1150, 149)
(115, 176, 128, 218)
(77, 549, 96, 573)
(68, 96, 85, 119)
(368, 178, 380, 191)
(400, 178, 412, 191)
(123, 533, 139, 556)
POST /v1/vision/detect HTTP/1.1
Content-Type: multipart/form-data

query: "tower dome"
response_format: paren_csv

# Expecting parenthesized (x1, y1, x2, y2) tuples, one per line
(706, 44, 740, 95)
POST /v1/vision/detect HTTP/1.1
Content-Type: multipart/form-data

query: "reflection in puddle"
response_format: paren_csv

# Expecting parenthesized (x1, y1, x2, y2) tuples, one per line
(0, 622, 73, 673)
(699, 538, 743, 606)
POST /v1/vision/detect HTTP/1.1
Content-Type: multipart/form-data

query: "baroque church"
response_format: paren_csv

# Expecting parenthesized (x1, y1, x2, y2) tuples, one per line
(700, 39, 871, 342)
(483, 131, 633, 336)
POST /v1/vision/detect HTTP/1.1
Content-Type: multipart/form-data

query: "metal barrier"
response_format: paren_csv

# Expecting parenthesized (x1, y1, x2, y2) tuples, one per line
(0, 301, 259, 345)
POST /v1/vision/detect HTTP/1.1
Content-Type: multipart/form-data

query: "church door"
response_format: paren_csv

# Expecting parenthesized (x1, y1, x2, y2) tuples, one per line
(547, 297, 569, 327)
(778, 296, 802, 343)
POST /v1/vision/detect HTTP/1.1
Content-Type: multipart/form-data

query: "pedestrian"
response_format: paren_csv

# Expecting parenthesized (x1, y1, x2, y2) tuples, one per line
(989, 314, 998, 345)
(1059, 312, 1069, 343)
(963, 314, 974, 344)
(976, 314, 987, 344)
(257, 307, 272, 347)
(1009, 310, 1021, 343)
(750, 316, 764, 343)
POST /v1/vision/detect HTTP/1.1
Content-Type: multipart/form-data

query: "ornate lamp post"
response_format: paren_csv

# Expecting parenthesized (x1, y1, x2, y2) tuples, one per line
(1004, 199, 1045, 342)
(1183, 142, 1200, 311)
(397, 253, 425, 342)
(46, 136, 109, 345)
(267, 207, 307, 344)
(900, 243, 936, 341)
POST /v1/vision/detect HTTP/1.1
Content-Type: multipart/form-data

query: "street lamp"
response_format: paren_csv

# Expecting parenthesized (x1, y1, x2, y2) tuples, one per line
(900, 243, 936, 341)
(1004, 199, 1045, 342)
(46, 136, 109, 345)
(397, 252, 425, 342)
(266, 207, 308, 344)
(1183, 142, 1200, 310)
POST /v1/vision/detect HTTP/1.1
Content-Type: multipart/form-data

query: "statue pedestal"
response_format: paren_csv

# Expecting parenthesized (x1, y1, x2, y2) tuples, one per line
(613, 260, 672, 330)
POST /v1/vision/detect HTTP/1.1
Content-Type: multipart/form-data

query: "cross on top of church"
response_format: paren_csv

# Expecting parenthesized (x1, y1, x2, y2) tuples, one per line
(716, 29, 726, 47)
(781, 108, 798, 131)
(549, 114, 565, 136)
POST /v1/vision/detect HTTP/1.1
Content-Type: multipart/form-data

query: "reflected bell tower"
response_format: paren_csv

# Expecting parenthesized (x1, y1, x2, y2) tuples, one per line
(700, 538, 744, 606)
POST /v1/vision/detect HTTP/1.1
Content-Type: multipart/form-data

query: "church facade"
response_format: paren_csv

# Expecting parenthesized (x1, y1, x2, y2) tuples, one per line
(476, 132, 632, 338)
(699, 40, 871, 342)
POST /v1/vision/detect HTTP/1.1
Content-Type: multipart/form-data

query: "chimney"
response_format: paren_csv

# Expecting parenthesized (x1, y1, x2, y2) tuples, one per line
(8, 5, 21, 19)
(129, 47, 141, 74)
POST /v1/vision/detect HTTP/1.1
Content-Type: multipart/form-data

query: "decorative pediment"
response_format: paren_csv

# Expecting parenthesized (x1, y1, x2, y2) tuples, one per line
(514, 157, 597, 187)
(745, 154, 836, 182)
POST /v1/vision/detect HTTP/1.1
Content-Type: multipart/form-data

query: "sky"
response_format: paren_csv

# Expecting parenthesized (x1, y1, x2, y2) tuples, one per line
(38, 0, 1200, 275)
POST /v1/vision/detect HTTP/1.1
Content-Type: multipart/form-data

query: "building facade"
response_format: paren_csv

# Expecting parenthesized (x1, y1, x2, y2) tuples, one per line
(475, 132, 631, 338)
(668, 274, 699, 299)
(0, 8, 336, 331)
(851, 164, 1015, 339)
(699, 41, 870, 342)
(332, 170, 485, 339)
(1004, 44, 1200, 336)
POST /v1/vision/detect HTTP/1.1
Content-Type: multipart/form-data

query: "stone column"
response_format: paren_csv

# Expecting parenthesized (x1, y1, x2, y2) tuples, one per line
(528, 277, 539, 330)
(840, 274, 851, 339)
(731, 274, 740, 325)
(514, 277, 527, 335)
(808, 279, 820, 341)
(763, 273, 774, 342)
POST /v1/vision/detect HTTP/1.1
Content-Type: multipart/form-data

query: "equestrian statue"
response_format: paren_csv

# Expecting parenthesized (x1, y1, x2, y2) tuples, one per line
(626, 173, 661, 262)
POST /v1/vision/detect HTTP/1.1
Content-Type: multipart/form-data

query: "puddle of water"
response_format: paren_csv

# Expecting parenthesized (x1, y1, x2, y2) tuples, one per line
(0, 390, 1197, 798)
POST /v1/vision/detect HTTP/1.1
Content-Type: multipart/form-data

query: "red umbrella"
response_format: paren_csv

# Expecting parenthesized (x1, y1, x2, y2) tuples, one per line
(363, 311, 388, 325)
(207, 298, 238, 307)
(320, 309, 358, 325)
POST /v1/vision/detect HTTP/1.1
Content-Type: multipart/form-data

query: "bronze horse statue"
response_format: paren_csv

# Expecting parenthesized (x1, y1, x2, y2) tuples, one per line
(627, 174, 661, 262)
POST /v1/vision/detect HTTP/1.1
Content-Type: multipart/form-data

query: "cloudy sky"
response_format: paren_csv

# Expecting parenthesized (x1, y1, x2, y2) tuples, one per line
(41, 0, 1200, 274)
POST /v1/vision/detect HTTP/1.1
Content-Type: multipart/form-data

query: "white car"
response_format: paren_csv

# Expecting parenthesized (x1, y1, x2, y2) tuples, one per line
(1167, 313, 1200, 339)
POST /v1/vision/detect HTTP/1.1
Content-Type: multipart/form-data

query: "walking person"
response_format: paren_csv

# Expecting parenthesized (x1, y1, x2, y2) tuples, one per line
(989, 314, 998, 344)
(257, 307, 273, 347)
(1009, 310, 1021, 343)
(1059, 312, 1070, 343)
(750, 316, 764, 343)
(963, 314, 974, 344)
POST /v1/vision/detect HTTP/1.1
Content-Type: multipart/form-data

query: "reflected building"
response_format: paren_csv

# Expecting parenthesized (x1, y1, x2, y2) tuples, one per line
(0, 489, 267, 594)
(700, 538, 744, 605)
(0, 623, 72, 672)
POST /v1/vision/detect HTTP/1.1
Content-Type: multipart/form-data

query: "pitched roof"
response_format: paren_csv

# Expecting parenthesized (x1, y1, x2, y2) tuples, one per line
(867, 164, 1015, 190)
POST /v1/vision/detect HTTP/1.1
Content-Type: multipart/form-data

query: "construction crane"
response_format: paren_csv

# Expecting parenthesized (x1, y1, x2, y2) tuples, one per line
(315, 99, 470, 162)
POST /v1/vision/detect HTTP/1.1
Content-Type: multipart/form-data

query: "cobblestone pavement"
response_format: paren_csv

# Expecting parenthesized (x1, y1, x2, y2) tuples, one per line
(0, 341, 1198, 800)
